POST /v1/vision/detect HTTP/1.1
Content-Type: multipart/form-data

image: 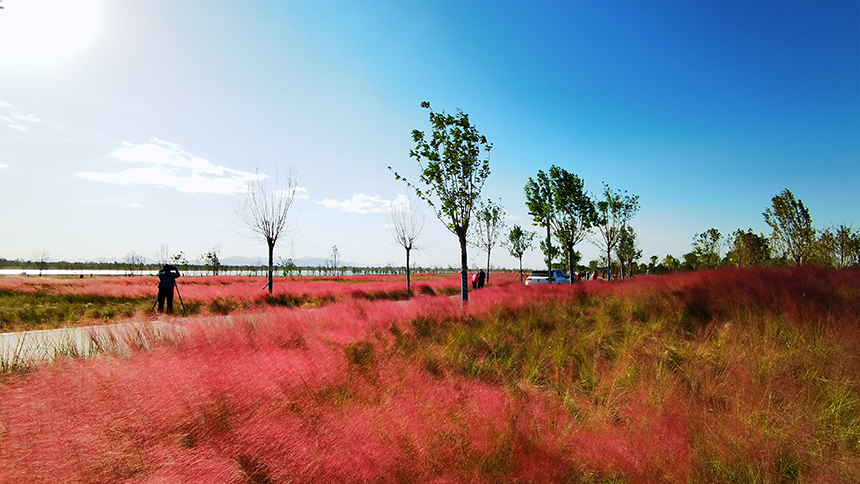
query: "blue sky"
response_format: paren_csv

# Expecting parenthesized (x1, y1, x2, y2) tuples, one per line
(1, 0, 858, 270)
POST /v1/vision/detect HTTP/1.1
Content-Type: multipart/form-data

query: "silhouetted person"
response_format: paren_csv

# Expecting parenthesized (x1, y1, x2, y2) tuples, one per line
(157, 264, 181, 313)
(478, 269, 486, 289)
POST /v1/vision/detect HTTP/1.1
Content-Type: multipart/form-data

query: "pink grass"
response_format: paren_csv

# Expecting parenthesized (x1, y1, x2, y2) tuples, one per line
(0, 267, 858, 482)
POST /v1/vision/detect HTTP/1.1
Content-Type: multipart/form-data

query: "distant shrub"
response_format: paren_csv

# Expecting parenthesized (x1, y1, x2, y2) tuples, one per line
(264, 293, 312, 307)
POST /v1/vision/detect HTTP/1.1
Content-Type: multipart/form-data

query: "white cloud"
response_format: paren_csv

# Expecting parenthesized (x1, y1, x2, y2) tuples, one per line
(319, 193, 408, 214)
(129, 203, 143, 209)
(78, 138, 265, 194)
(278, 187, 309, 199)
(12, 112, 41, 123)
(0, 163, 8, 169)
(1, 105, 41, 132)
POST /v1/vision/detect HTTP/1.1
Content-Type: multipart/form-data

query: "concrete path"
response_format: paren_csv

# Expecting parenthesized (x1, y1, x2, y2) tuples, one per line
(0, 319, 189, 371)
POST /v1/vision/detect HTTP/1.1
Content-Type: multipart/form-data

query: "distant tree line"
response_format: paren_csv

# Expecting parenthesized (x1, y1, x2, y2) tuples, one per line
(0, 257, 469, 277)
(640, 188, 859, 275)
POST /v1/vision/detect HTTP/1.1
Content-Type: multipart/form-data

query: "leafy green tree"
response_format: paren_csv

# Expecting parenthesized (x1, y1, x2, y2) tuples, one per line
(616, 225, 642, 278)
(525, 165, 595, 283)
(201, 245, 221, 276)
(832, 225, 860, 268)
(551, 167, 596, 282)
(590, 183, 639, 281)
(726, 229, 770, 266)
(662, 254, 680, 272)
(648, 255, 659, 274)
(278, 256, 298, 276)
(691, 228, 723, 269)
(524, 170, 555, 276)
(391, 101, 492, 302)
(809, 230, 837, 267)
(763, 189, 815, 266)
(469, 199, 505, 285)
(170, 251, 189, 272)
(682, 251, 699, 271)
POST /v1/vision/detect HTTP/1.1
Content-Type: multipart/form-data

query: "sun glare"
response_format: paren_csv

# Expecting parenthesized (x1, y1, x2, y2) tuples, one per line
(0, 0, 104, 70)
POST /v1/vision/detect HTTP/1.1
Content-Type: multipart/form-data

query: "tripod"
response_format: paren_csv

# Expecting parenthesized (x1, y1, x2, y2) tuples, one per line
(151, 281, 187, 317)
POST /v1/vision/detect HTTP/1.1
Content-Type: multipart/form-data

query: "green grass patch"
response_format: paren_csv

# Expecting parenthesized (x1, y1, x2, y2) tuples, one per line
(0, 291, 157, 332)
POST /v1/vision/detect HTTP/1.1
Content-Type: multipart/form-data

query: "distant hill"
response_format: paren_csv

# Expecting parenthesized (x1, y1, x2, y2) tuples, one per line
(220, 256, 364, 268)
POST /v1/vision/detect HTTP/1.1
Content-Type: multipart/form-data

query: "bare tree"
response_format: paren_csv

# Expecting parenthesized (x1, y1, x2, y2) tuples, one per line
(469, 198, 505, 285)
(329, 245, 340, 282)
(154, 244, 171, 267)
(388, 196, 425, 292)
(236, 165, 298, 293)
(33, 249, 50, 277)
(124, 251, 145, 277)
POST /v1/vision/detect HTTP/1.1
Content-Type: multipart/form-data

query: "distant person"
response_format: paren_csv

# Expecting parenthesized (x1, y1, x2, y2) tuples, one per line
(156, 264, 181, 313)
(478, 269, 486, 289)
(472, 272, 478, 289)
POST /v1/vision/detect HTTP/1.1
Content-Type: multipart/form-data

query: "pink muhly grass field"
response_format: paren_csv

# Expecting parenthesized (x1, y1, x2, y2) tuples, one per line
(0, 273, 465, 303)
(0, 266, 858, 483)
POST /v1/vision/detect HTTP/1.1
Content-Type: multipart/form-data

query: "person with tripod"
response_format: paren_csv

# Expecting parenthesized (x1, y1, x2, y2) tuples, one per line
(156, 264, 182, 314)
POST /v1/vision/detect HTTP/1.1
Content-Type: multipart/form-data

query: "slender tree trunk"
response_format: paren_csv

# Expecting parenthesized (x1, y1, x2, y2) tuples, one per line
(567, 246, 574, 284)
(406, 247, 411, 292)
(459, 231, 469, 302)
(267, 241, 274, 294)
(519, 256, 523, 282)
(607, 246, 611, 281)
(486, 251, 491, 285)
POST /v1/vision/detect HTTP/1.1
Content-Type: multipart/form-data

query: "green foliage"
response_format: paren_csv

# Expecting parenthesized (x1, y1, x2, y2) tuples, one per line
(591, 183, 640, 280)
(503, 225, 535, 261)
(831, 225, 860, 268)
(525, 166, 596, 277)
(503, 224, 536, 281)
(615, 225, 642, 277)
(692, 228, 723, 269)
(764, 188, 815, 265)
(392, 101, 491, 237)
(726, 229, 771, 267)
(200, 245, 222, 276)
(277, 256, 297, 276)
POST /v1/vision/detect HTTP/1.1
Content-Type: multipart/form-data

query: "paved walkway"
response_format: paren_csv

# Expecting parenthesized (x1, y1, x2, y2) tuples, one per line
(0, 319, 188, 371)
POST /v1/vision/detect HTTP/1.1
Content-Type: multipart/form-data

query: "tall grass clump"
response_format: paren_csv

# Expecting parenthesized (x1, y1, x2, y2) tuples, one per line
(0, 267, 857, 483)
